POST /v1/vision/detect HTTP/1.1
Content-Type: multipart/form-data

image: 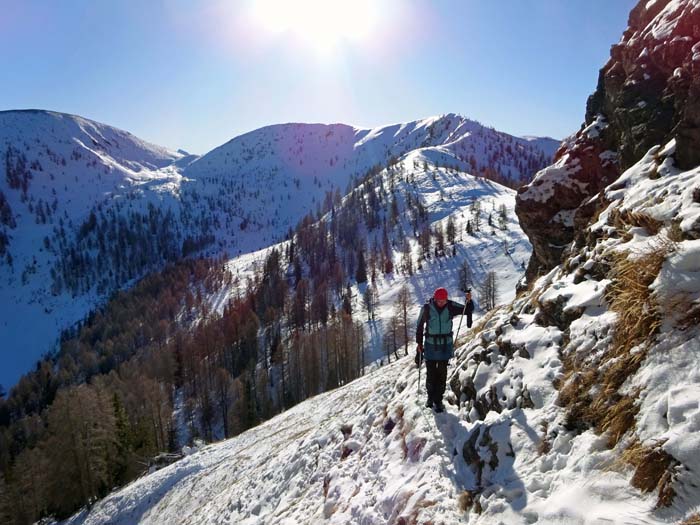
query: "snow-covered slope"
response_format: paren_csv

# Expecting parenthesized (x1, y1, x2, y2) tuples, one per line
(215, 148, 531, 372)
(182, 113, 556, 254)
(0, 110, 188, 387)
(0, 111, 555, 388)
(63, 139, 700, 525)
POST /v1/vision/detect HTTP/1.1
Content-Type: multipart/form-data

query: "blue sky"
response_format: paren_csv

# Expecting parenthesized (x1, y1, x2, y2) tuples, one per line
(1, 0, 636, 154)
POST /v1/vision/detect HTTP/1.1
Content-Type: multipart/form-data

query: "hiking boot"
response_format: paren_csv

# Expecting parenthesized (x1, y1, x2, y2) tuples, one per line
(433, 400, 445, 413)
(425, 398, 433, 408)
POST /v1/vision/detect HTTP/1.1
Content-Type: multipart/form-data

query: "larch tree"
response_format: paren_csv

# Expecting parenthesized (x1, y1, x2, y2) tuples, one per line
(479, 271, 498, 311)
(396, 285, 411, 356)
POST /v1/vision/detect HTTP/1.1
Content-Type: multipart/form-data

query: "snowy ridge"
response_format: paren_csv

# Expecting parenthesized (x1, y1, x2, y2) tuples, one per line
(182, 112, 557, 252)
(0, 110, 188, 387)
(217, 148, 530, 368)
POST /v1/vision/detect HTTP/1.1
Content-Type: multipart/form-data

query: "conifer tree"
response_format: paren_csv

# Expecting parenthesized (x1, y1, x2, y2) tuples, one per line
(446, 216, 456, 245)
(355, 249, 367, 283)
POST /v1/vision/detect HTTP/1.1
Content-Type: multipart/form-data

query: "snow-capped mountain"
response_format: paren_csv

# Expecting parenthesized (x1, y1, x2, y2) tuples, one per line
(0, 110, 190, 389)
(182, 114, 556, 253)
(0, 110, 556, 389)
(58, 143, 700, 525)
(56, 1, 700, 524)
(220, 147, 531, 368)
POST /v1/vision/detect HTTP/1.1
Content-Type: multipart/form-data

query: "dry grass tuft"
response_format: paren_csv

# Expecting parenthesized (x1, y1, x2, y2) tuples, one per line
(609, 208, 663, 236)
(537, 421, 552, 455)
(621, 440, 678, 508)
(457, 490, 475, 512)
(605, 241, 670, 345)
(557, 237, 675, 446)
(680, 514, 700, 525)
(678, 302, 700, 330)
(597, 391, 640, 448)
(667, 220, 685, 242)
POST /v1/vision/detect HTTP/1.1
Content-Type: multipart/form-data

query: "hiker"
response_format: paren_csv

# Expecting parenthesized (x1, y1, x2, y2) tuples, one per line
(415, 287, 474, 413)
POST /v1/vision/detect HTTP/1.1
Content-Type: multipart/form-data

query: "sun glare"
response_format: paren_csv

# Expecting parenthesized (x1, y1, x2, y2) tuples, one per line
(249, 0, 379, 57)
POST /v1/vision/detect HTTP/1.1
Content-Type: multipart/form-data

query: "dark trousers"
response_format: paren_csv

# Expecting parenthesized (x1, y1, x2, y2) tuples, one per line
(425, 360, 448, 402)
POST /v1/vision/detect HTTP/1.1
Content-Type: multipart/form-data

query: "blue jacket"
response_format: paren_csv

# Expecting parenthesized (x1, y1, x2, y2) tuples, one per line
(415, 298, 473, 360)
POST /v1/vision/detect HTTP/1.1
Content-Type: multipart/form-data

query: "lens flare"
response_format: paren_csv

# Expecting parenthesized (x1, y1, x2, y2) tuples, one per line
(248, 0, 380, 58)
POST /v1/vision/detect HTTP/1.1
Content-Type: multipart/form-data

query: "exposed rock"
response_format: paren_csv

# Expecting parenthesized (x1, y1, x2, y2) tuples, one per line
(517, 0, 700, 282)
(534, 295, 585, 331)
(516, 119, 620, 281)
(382, 417, 395, 435)
(461, 421, 514, 489)
(589, 0, 700, 171)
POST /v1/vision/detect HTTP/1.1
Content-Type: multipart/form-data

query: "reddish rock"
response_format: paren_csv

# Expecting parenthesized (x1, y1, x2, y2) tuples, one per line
(517, 0, 700, 281)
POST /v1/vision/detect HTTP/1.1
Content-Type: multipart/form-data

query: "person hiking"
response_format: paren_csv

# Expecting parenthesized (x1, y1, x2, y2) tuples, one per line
(415, 287, 474, 413)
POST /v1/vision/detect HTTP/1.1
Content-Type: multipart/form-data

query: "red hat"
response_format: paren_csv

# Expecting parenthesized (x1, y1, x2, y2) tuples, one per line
(433, 288, 448, 301)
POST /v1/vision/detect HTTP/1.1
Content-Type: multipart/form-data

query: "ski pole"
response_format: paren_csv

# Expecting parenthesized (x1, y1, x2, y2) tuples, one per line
(417, 347, 423, 399)
(454, 289, 471, 344)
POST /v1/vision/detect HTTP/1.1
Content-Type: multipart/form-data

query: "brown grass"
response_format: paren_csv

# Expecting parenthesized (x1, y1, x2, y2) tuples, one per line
(597, 391, 640, 448)
(608, 208, 663, 236)
(667, 220, 685, 242)
(678, 302, 700, 330)
(621, 440, 678, 508)
(680, 514, 700, 525)
(457, 490, 475, 512)
(537, 421, 551, 455)
(558, 237, 675, 444)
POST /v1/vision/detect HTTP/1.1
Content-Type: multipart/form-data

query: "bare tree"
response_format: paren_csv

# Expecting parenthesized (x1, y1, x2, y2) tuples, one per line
(0, 473, 12, 525)
(470, 199, 482, 231)
(446, 215, 456, 245)
(479, 271, 498, 310)
(498, 203, 508, 230)
(214, 368, 234, 438)
(458, 260, 472, 293)
(418, 226, 432, 261)
(396, 285, 411, 356)
(363, 285, 378, 322)
(434, 224, 445, 257)
(401, 240, 413, 275)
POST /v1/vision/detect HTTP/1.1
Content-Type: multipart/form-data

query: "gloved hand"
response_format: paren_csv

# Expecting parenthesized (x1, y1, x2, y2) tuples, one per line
(414, 344, 423, 367)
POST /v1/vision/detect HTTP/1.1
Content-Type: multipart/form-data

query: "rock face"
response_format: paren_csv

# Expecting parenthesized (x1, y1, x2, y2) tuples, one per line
(517, 0, 700, 281)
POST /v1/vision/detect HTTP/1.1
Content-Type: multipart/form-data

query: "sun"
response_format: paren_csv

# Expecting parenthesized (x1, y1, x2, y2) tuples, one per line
(248, 0, 379, 57)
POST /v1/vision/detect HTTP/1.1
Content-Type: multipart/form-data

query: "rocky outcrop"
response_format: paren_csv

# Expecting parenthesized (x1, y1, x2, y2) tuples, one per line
(515, 119, 620, 281)
(517, 0, 700, 281)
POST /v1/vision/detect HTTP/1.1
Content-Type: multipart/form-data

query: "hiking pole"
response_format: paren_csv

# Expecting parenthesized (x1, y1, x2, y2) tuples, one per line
(417, 347, 423, 400)
(417, 352, 421, 397)
(454, 289, 471, 345)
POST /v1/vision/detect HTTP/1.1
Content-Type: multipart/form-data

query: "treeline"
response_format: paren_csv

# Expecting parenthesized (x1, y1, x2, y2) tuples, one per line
(0, 241, 367, 522)
(0, 257, 229, 522)
(49, 200, 216, 296)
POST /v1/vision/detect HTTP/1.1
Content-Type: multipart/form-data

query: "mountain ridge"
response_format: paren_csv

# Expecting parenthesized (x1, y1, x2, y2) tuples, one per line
(49, 0, 700, 523)
(0, 109, 557, 389)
